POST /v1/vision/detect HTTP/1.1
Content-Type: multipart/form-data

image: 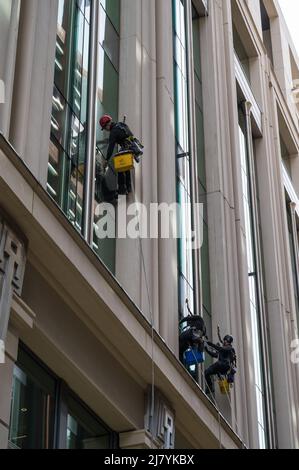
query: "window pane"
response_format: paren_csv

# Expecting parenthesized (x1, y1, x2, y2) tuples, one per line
(66, 396, 111, 449)
(99, 6, 119, 71)
(9, 350, 56, 449)
(100, 0, 120, 33)
(48, 0, 90, 235)
(92, 4, 120, 274)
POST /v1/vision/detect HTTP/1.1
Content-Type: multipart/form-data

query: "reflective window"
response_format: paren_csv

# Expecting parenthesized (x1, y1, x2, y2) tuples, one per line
(47, 0, 120, 272)
(47, 0, 90, 233)
(9, 345, 116, 449)
(173, 0, 195, 319)
(9, 348, 56, 449)
(233, 25, 250, 83)
(285, 197, 299, 324)
(192, 5, 211, 344)
(238, 110, 267, 448)
(92, 0, 120, 274)
(67, 396, 111, 449)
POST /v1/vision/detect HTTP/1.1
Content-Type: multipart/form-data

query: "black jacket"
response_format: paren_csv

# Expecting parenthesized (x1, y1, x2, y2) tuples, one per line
(106, 122, 133, 161)
(205, 341, 235, 366)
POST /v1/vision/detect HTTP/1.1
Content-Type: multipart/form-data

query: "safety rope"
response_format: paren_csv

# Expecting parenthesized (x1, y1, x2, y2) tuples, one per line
(188, 346, 223, 448)
(130, 176, 156, 450)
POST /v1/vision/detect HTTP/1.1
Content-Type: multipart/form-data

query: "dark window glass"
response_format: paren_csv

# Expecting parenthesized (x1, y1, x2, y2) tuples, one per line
(173, 0, 195, 319)
(9, 348, 56, 449)
(233, 25, 251, 83)
(48, 0, 90, 234)
(99, 6, 120, 71)
(238, 109, 267, 448)
(92, 0, 120, 274)
(66, 396, 111, 449)
(100, 0, 120, 34)
(9, 346, 116, 449)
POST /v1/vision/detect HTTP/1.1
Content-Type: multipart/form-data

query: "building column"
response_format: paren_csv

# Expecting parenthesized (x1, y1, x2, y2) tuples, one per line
(155, 0, 178, 352)
(117, 0, 159, 329)
(10, 0, 58, 185)
(222, 0, 253, 447)
(0, 0, 20, 138)
(200, 0, 248, 437)
(263, 80, 299, 448)
(9, 0, 38, 156)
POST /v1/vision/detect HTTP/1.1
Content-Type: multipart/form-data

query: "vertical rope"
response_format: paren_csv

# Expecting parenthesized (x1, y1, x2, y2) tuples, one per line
(131, 178, 156, 449)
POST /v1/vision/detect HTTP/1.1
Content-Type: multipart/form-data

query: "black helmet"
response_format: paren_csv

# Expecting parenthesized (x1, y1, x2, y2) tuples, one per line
(223, 335, 233, 344)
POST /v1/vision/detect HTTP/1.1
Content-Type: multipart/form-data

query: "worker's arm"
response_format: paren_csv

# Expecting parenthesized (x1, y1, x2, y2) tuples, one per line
(106, 130, 118, 161)
(204, 343, 218, 358)
(207, 341, 221, 352)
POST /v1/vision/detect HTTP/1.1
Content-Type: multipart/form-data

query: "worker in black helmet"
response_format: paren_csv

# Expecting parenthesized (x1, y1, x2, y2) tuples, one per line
(204, 331, 236, 395)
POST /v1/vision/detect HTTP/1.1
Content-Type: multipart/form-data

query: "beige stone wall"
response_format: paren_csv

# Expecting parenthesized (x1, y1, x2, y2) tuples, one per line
(0, 0, 299, 449)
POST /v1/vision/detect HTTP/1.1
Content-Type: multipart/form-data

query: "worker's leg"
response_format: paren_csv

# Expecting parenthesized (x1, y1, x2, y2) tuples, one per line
(125, 171, 132, 193)
(205, 363, 220, 394)
(118, 172, 127, 195)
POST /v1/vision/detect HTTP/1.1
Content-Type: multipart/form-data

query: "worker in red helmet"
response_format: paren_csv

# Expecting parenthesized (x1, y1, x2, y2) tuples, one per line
(99, 115, 144, 195)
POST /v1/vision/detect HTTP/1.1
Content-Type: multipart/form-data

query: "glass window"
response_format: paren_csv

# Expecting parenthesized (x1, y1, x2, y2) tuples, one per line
(48, 0, 90, 234)
(92, 0, 120, 274)
(66, 396, 111, 449)
(238, 109, 268, 448)
(9, 348, 56, 449)
(192, 5, 211, 342)
(47, 0, 121, 272)
(173, 0, 195, 320)
(9, 345, 116, 449)
(233, 25, 251, 83)
(99, 6, 120, 71)
(100, 0, 120, 34)
(286, 197, 299, 324)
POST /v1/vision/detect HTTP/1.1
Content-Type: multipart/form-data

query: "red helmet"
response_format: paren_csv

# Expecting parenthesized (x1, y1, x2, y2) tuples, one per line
(100, 114, 112, 130)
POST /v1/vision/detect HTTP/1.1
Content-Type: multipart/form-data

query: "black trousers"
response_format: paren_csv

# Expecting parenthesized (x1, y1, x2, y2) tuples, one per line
(118, 171, 131, 192)
(205, 362, 230, 393)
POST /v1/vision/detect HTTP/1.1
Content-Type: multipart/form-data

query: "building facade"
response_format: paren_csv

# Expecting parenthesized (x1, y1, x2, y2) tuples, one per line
(0, 0, 299, 449)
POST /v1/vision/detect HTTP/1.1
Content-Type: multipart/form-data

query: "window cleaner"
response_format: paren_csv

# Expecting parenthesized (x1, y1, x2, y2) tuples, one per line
(99, 114, 144, 196)
(179, 299, 207, 366)
(204, 326, 237, 396)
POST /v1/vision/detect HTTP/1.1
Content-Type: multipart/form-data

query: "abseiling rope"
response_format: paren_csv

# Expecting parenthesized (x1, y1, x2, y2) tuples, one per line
(130, 177, 156, 449)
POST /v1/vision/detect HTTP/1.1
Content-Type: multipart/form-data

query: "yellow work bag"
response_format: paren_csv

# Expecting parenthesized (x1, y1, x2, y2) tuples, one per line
(218, 378, 230, 395)
(113, 151, 134, 173)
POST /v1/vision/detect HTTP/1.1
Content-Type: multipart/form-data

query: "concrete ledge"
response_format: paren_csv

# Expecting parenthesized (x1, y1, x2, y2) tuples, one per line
(120, 430, 157, 449)
(10, 293, 36, 331)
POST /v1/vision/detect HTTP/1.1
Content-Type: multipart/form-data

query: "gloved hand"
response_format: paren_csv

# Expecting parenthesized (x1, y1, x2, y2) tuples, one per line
(102, 158, 108, 171)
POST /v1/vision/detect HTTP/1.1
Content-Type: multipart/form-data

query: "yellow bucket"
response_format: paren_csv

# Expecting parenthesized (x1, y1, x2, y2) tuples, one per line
(113, 152, 134, 173)
(218, 378, 230, 395)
